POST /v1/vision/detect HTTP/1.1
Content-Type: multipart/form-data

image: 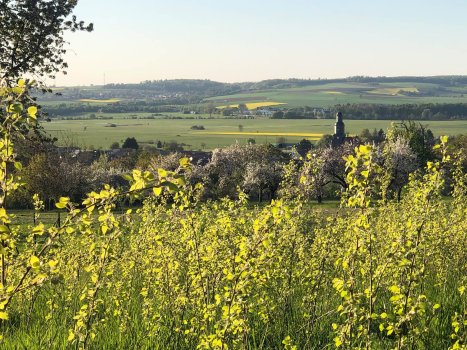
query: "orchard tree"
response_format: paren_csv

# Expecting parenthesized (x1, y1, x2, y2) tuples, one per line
(0, 0, 93, 85)
(205, 143, 288, 199)
(205, 144, 250, 198)
(379, 137, 418, 201)
(320, 146, 352, 191)
(242, 161, 283, 202)
(447, 134, 467, 170)
(388, 121, 435, 166)
(299, 153, 328, 203)
(21, 152, 92, 207)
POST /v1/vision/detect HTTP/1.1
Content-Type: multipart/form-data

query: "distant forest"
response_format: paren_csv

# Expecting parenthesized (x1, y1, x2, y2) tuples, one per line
(271, 103, 467, 120)
(105, 76, 467, 94)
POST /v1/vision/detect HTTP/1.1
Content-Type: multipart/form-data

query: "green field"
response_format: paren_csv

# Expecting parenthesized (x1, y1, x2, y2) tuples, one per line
(41, 116, 467, 150)
(205, 82, 467, 108)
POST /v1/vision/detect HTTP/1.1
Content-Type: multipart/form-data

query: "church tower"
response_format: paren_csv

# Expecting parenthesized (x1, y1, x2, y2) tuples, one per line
(333, 112, 345, 146)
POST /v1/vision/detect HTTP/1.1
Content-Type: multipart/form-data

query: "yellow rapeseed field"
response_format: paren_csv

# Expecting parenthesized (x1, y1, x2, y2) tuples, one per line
(324, 91, 345, 95)
(367, 87, 419, 96)
(197, 131, 323, 139)
(79, 98, 121, 103)
(216, 101, 286, 109)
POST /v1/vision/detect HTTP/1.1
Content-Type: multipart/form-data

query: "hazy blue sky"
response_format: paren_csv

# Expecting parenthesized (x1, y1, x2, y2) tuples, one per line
(55, 0, 467, 86)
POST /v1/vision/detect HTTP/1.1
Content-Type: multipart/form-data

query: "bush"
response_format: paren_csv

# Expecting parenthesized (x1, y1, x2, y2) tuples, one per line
(190, 125, 205, 130)
(122, 137, 139, 149)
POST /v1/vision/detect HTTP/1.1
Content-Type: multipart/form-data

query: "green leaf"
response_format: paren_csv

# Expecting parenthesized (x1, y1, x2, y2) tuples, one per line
(0, 311, 8, 320)
(179, 157, 190, 167)
(162, 181, 179, 193)
(32, 223, 45, 235)
(158, 168, 168, 178)
(174, 177, 186, 186)
(153, 187, 162, 196)
(55, 197, 70, 209)
(27, 106, 38, 119)
(7, 103, 22, 114)
(30, 255, 40, 269)
(122, 174, 133, 181)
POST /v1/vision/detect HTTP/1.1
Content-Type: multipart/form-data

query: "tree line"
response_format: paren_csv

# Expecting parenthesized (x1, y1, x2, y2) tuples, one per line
(272, 103, 467, 120)
(105, 76, 467, 95)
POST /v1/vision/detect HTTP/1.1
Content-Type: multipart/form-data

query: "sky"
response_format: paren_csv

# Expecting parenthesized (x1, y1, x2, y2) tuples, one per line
(54, 0, 467, 86)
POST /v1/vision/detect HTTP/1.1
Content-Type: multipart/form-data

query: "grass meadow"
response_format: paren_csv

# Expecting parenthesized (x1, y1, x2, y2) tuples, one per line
(41, 116, 467, 150)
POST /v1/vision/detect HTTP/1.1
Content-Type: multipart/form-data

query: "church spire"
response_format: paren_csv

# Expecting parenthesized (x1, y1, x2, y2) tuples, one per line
(333, 112, 345, 146)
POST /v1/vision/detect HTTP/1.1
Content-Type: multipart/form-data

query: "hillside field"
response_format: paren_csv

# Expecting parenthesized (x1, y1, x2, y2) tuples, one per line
(205, 82, 467, 108)
(41, 116, 467, 150)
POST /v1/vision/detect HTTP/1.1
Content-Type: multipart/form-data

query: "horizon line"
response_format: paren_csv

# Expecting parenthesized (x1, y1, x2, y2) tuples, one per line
(51, 74, 467, 88)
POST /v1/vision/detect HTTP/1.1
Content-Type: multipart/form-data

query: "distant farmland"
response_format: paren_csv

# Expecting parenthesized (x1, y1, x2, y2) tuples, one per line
(78, 98, 121, 103)
(205, 82, 467, 108)
(41, 117, 467, 150)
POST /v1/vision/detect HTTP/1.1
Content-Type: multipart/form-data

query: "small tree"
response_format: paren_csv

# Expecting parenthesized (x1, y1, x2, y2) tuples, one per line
(122, 137, 139, 149)
(359, 129, 372, 143)
(238, 104, 248, 114)
(316, 134, 333, 148)
(296, 139, 313, 157)
(276, 137, 287, 145)
(110, 142, 120, 150)
(272, 111, 284, 119)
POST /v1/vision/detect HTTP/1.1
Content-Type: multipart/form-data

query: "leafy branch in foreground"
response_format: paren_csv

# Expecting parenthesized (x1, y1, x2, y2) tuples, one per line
(0, 80, 189, 346)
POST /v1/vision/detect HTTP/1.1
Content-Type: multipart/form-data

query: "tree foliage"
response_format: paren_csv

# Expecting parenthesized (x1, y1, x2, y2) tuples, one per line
(122, 137, 139, 149)
(0, 0, 93, 83)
